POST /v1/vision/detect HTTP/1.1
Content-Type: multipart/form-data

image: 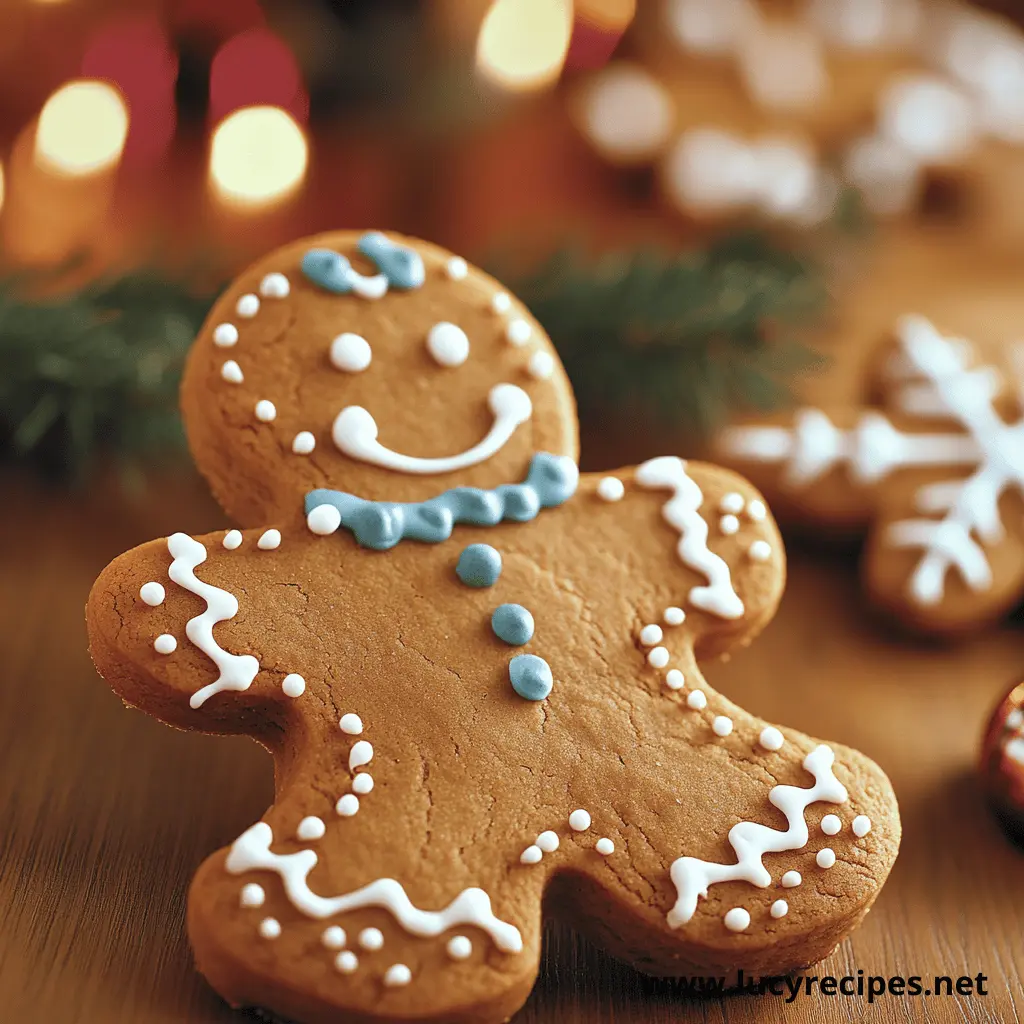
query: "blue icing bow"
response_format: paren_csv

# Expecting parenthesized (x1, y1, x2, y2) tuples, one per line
(301, 232, 425, 295)
(305, 453, 579, 550)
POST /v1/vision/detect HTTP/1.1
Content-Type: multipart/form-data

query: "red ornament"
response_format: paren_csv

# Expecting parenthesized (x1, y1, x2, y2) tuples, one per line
(209, 28, 308, 125)
(979, 680, 1024, 844)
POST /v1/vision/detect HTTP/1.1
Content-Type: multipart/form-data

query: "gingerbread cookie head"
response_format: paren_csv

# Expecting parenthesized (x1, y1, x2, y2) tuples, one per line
(88, 232, 900, 1024)
(719, 314, 1024, 633)
(182, 230, 579, 526)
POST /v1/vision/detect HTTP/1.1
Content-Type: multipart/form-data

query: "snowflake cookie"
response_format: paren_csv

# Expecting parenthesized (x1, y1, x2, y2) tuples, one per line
(87, 231, 899, 1024)
(719, 314, 1024, 633)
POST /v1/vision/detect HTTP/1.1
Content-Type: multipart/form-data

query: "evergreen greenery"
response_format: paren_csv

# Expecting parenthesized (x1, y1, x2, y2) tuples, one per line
(0, 232, 826, 479)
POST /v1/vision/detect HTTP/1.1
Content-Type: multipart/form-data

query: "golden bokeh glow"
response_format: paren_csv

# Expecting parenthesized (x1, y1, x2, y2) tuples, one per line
(577, 0, 635, 31)
(476, 0, 574, 93)
(35, 81, 129, 177)
(209, 106, 308, 207)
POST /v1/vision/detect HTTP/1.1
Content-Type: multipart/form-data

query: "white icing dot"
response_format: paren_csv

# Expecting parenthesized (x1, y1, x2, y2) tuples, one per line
(712, 715, 733, 737)
(321, 925, 346, 950)
(647, 646, 670, 668)
(282, 673, 305, 698)
(292, 431, 316, 454)
(720, 514, 740, 535)
(749, 540, 772, 562)
(258, 528, 281, 550)
(427, 322, 470, 367)
(220, 360, 243, 384)
(595, 837, 614, 855)
(852, 815, 872, 838)
(687, 689, 707, 710)
(236, 293, 260, 318)
(336, 794, 360, 817)
(663, 606, 685, 626)
(154, 634, 177, 654)
(491, 292, 512, 314)
(446, 257, 468, 280)
(330, 332, 372, 373)
(820, 814, 842, 836)
(759, 726, 784, 751)
(771, 899, 789, 919)
(349, 740, 374, 771)
(527, 350, 555, 380)
(747, 499, 767, 521)
(536, 830, 559, 853)
(724, 907, 750, 932)
(259, 272, 290, 298)
(781, 870, 802, 888)
(213, 323, 238, 347)
(816, 847, 836, 869)
(359, 927, 384, 951)
(665, 669, 685, 690)
(340, 713, 364, 735)
(640, 624, 664, 646)
(597, 476, 625, 501)
(239, 883, 265, 907)
(520, 845, 543, 864)
(352, 773, 374, 795)
(335, 950, 358, 974)
(296, 815, 325, 841)
(569, 809, 592, 832)
(140, 582, 165, 606)
(720, 492, 745, 514)
(447, 935, 472, 960)
(307, 504, 342, 536)
(259, 917, 281, 939)
(506, 318, 531, 346)
(223, 530, 243, 550)
(1007, 708, 1024, 730)
(254, 399, 277, 422)
(384, 964, 412, 987)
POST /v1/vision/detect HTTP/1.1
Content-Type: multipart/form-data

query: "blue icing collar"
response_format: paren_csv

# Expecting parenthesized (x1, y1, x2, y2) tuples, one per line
(302, 232, 425, 294)
(305, 453, 578, 550)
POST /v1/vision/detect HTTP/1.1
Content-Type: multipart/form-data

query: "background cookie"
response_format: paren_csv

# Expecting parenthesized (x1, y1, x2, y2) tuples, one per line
(88, 231, 899, 1024)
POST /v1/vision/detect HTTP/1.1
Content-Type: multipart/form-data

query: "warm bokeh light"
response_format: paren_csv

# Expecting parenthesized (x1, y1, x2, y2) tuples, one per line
(476, 0, 574, 93)
(34, 81, 129, 177)
(210, 28, 308, 123)
(576, 0, 635, 31)
(209, 105, 308, 207)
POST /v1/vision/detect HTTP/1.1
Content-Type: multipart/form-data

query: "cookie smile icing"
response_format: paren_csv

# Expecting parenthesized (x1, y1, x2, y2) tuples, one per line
(332, 383, 532, 474)
(226, 822, 524, 953)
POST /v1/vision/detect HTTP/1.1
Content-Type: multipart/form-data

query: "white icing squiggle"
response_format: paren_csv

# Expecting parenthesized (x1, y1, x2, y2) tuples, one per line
(166, 533, 260, 709)
(636, 457, 744, 619)
(226, 822, 523, 954)
(667, 744, 847, 927)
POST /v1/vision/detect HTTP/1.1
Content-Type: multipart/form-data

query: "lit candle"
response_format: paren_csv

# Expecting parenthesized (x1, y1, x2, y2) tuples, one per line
(476, 0, 574, 93)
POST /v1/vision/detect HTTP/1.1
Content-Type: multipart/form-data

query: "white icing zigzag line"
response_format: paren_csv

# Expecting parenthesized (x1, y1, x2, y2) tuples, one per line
(635, 457, 744, 619)
(226, 822, 524, 954)
(166, 533, 260, 709)
(667, 744, 847, 928)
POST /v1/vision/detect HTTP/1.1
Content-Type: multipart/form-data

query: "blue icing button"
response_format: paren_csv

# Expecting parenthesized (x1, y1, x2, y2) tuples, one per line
(301, 249, 356, 294)
(305, 452, 579, 551)
(510, 654, 553, 701)
(492, 604, 534, 646)
(357, 232, 425, 290)
(457, 544, 502, 587)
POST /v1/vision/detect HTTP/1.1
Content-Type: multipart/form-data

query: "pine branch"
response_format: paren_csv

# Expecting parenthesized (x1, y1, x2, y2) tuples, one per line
(0, 269, 218, 479)
(501, 232, 828, 435)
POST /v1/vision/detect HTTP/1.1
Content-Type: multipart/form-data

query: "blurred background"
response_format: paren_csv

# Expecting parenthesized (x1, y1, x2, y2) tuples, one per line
(7, 0, 1024, 481)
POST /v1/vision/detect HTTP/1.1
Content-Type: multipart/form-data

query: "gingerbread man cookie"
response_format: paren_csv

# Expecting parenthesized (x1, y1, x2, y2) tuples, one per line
(719, 314, 1024, 634)
(88, 231, 899, 1024)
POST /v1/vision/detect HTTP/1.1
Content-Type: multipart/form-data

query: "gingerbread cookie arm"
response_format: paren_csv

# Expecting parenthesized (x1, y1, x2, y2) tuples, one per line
(87, 527, 305, 734)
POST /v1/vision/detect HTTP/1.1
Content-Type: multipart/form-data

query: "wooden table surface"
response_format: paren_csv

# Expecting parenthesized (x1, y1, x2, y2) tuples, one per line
(4, 222, 1024, 1022)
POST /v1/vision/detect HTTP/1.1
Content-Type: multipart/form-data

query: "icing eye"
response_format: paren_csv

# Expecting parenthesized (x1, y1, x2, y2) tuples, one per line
(427, 322, 470, 367)
(330, 333, 372, 373)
